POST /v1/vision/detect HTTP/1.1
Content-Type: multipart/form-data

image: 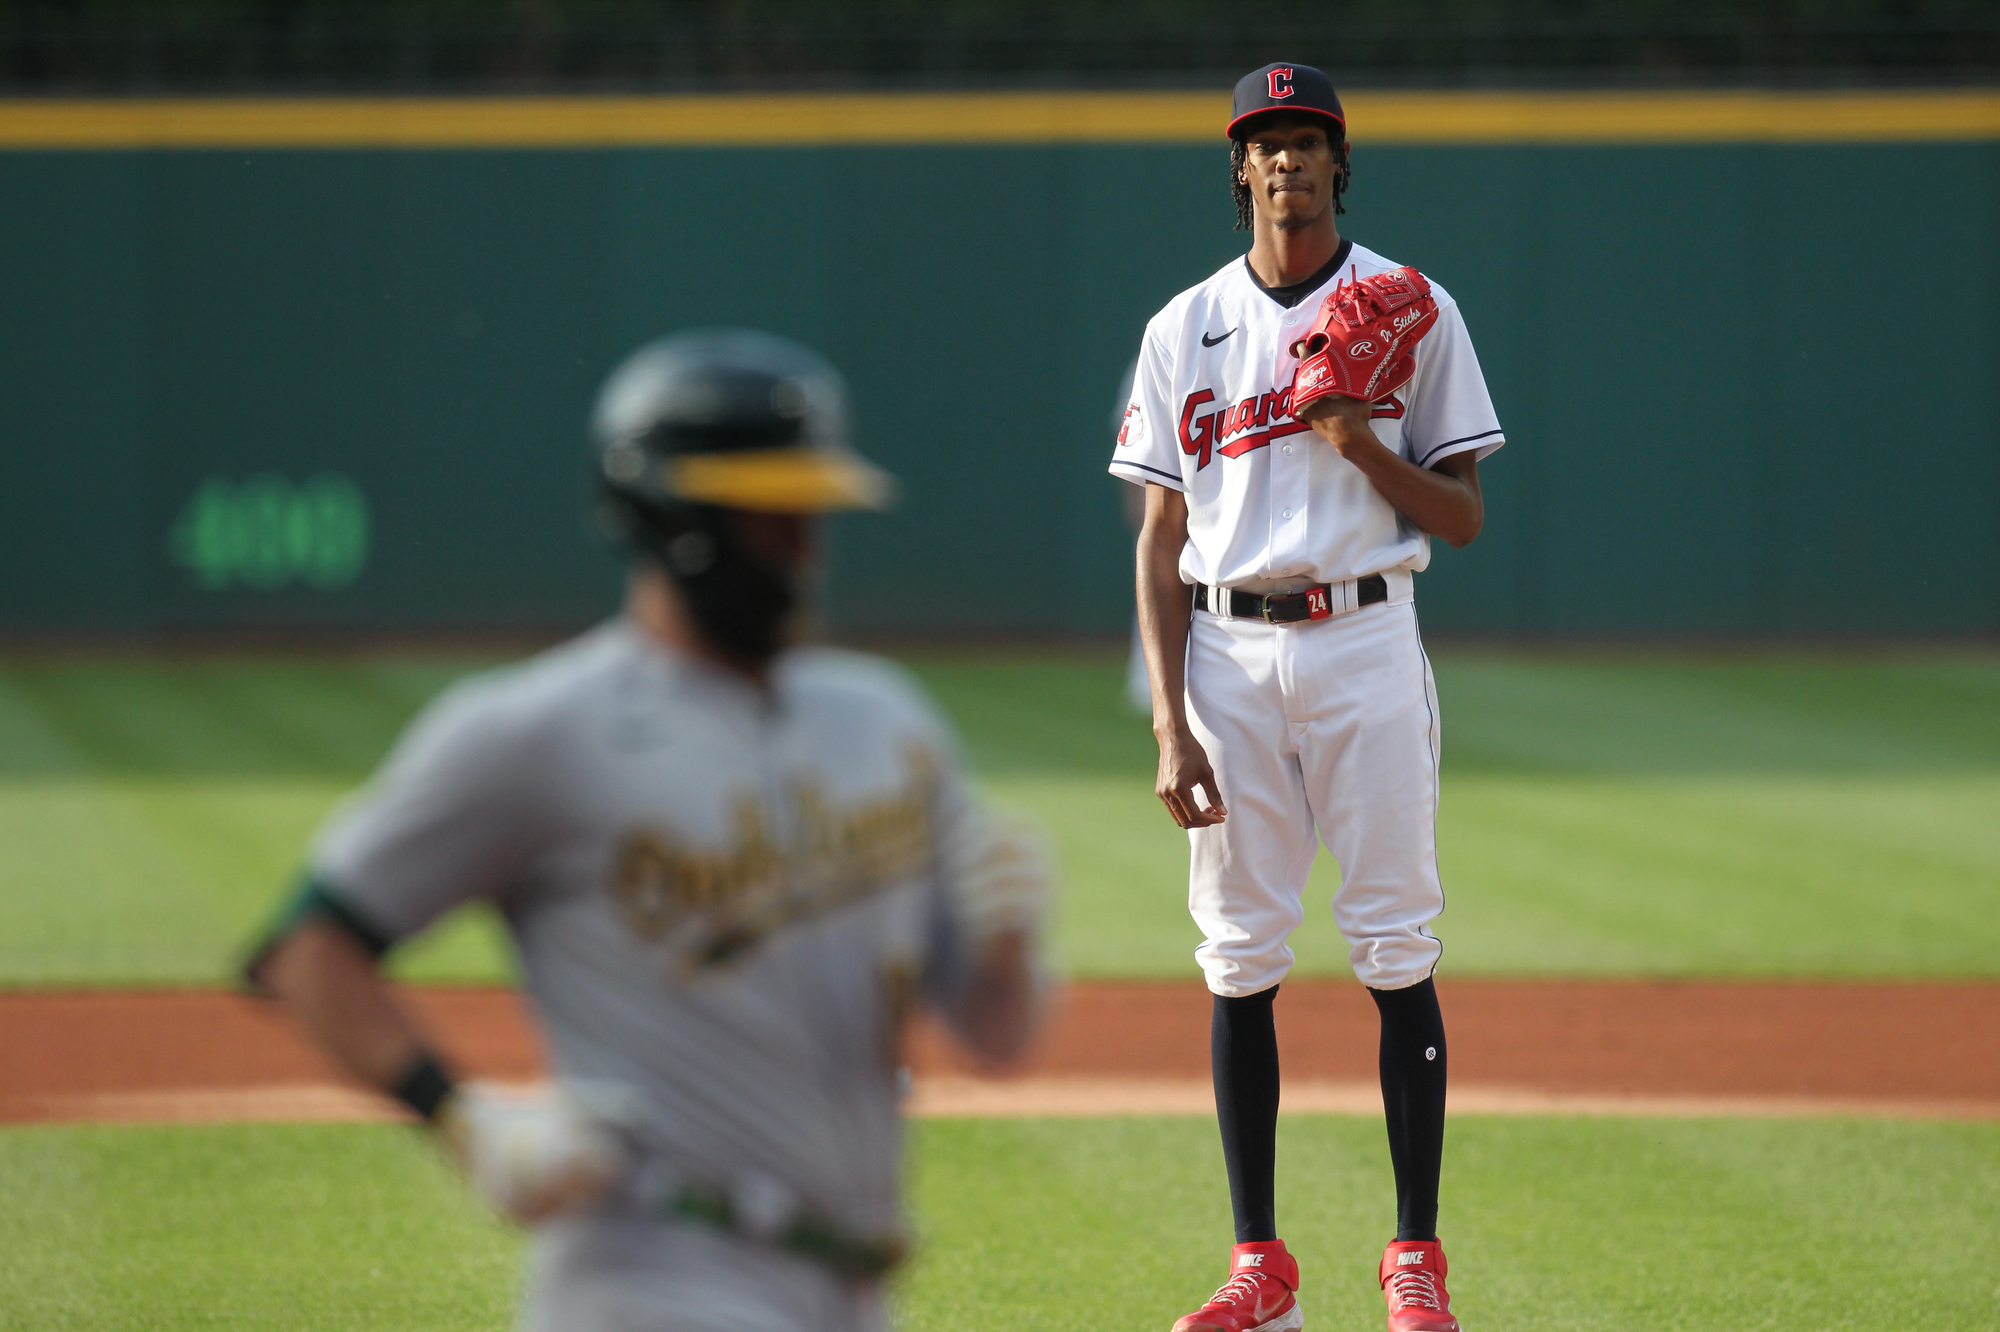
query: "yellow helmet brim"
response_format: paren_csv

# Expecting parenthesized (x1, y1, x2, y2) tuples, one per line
(665, 447, 898, 513)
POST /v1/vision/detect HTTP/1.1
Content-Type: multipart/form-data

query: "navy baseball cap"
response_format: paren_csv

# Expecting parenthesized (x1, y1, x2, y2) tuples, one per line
(1227, 63, 1345, 141)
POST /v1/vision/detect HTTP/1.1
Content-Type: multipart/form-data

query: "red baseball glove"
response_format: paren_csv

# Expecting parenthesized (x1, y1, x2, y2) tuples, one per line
(1289, 266, 1439, 412)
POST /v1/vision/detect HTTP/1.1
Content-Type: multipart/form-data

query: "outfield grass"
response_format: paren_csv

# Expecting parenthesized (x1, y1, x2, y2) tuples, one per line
(0, 660, 509, 984)
(0, 1123, 519, 1331)
(0, 650, 1995, 985)
(0, 1115, 1993, 1331)
(905, 1115, 2000, 1332)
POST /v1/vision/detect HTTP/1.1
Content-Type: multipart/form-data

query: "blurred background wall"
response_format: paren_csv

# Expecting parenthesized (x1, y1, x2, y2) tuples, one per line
(3, 2, 1997, 640)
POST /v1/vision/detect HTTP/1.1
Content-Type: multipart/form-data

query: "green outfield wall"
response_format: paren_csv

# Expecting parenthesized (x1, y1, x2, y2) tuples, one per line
(2, 92, 1995, 637)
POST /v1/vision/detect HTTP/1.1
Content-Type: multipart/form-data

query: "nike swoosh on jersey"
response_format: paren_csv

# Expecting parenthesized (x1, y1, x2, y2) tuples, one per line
(1201, 328, 1236, 347)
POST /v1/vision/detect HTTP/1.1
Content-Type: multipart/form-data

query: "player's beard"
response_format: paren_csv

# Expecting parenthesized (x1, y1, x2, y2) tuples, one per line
(626, 500, 800, 664)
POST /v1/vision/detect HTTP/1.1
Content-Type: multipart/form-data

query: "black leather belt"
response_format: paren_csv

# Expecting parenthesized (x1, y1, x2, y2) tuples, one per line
(1194, 574, 1387, 624)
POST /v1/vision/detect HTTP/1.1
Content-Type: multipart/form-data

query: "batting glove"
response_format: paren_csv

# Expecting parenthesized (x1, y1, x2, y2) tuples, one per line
(436, 1081, 629, 1224)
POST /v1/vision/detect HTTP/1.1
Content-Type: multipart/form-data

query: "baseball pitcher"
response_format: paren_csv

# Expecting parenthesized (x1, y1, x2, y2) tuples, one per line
(1111, 65, 1505, 1332)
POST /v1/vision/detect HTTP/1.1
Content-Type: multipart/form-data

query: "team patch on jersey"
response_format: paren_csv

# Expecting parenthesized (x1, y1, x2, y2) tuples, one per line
(1179, 388, 1403, 468)
(611, 746, 938, 975)
(1117, 402, 1142, 447)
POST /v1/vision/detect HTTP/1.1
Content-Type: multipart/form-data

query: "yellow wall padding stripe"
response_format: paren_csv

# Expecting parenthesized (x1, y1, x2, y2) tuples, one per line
(3, 89, 2000, 149)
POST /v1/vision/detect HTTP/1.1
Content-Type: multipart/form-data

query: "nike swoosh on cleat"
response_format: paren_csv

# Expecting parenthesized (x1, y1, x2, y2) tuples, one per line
(1202, 328, 1237, 347)
(1249, 1302, 1304, 1332)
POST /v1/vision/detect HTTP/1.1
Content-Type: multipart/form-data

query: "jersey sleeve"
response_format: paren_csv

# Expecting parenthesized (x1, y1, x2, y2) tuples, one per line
(1108, 322, 1186, 491)
(920, 768, 1052, 1024)
(1402, 299, 1505, 470)
(304, 676, 552, 945)
(903, 703, 1050, 1017)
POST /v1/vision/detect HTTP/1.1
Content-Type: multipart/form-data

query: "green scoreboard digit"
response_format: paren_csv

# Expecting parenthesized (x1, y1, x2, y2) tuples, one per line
(168, 473, 372, 592)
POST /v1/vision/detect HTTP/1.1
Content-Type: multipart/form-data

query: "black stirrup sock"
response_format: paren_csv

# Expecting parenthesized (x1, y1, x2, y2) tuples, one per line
(1369, 977, 1448, 1242)
(1212, 986, 1281, 1244)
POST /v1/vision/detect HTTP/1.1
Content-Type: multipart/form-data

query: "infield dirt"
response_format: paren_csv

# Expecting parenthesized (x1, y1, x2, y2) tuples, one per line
(1, 979, 1994, 1124)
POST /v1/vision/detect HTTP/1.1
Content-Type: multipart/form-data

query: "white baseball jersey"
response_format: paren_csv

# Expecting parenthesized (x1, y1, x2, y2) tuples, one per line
(309, 620, 1001, 1331)
(1109, 239, 1503, 590)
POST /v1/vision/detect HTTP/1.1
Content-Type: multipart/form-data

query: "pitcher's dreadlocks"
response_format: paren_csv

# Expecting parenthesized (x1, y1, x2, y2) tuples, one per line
(1231, 137, 1350, 230)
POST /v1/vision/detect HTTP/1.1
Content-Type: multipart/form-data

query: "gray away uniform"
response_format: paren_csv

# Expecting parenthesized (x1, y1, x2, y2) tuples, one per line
(311, 621, 992, 1332)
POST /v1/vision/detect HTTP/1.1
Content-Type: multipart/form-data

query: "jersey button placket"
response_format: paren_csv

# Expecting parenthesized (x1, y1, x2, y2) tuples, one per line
(1257, 309, 1307, 572)
(1273, 409, 1306, 568)
(1276, 500, 1305, 569)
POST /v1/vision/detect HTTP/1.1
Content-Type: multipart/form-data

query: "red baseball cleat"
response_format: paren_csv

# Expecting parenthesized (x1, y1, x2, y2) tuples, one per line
(1171, 1240, 1304, 1332)
(1379, 1239, 1460, 1332)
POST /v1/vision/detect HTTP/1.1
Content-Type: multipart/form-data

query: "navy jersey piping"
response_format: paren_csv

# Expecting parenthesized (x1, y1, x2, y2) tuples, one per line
(1243, 237, 1355, 310)
(1415, 428, 1503, 467)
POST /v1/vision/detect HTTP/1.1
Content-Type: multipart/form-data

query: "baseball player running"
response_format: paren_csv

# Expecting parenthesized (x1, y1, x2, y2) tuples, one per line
(1111, 65, 1504, 1332)
(248, 329, 1049, 1332)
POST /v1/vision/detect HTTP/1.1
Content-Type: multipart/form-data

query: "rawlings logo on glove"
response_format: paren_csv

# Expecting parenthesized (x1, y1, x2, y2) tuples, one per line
(1289, 266, 1439, 413)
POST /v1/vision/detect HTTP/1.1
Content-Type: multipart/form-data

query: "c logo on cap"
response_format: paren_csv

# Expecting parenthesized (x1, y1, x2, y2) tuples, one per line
(1267, 68, 1294, 99)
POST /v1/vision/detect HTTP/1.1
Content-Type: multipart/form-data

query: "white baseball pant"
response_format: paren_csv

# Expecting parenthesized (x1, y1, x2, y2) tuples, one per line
(1184, 585, 1445, 997)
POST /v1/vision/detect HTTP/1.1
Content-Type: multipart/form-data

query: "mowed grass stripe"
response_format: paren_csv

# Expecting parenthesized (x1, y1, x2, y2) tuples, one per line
(0, 781, 232, 984)
(1434, 775, 2000, 976)
(1435, 655, 2000, 776)
(0, 1116, 1991, 1331)
(0, 651, 1995, 986)
(0, 659, 489, 778)
(995, 771, 2000, 979)
(8, 652, 1995, 781)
